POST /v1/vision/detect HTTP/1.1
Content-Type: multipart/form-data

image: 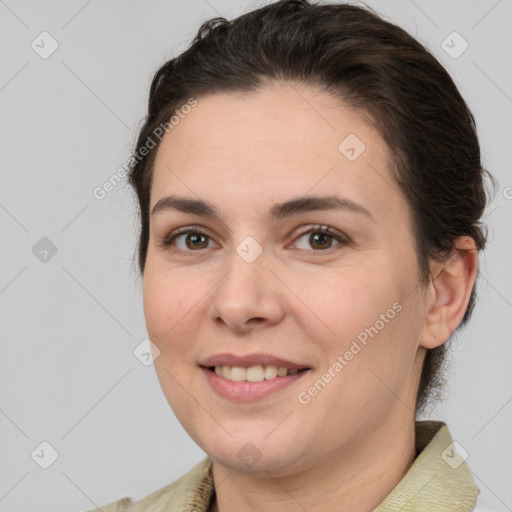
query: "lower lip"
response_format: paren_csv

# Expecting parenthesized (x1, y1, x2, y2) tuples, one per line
(200, 367, 310, 401)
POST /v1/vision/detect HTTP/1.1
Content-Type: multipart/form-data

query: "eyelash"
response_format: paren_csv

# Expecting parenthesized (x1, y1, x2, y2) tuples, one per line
(160, 224, 350, 255)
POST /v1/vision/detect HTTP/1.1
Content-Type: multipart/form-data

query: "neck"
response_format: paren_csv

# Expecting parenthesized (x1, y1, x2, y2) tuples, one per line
(209, 413, 417, 512)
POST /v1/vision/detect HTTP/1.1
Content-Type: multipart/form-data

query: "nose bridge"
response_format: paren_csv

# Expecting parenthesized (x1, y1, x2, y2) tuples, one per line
(216, 236, 267, 304)
(208, 236, 284, 329)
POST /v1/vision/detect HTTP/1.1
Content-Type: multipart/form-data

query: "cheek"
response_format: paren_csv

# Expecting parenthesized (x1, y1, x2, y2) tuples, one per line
(333, 298, 422, 414)
(143, 270, 201, 420)
(142, 268, 196, 354)
(297, 263, 419, 386)
(299, 263, 397, 337)
(143, 274, 169, 341)
(298, 306, 419, 440)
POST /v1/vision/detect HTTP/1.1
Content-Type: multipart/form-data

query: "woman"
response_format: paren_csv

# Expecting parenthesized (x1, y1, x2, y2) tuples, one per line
(92, 1, 497, 510)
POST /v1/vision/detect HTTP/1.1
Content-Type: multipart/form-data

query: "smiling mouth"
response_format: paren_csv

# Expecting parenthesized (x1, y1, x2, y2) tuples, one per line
(206, 364, 310, 382)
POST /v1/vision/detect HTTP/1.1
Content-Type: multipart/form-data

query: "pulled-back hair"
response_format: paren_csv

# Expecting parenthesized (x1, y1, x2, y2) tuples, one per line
(128, 0, 495, 414)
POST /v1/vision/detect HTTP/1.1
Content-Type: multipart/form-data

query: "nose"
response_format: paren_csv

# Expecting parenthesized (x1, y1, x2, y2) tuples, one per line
(207, 246, 285, 333)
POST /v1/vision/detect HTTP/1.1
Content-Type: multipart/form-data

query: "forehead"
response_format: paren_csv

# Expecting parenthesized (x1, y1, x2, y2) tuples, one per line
(150, 83, 406, 223)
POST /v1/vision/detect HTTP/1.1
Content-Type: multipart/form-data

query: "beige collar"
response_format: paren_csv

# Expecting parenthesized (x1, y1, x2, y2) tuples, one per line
(373, 420, 479, 511)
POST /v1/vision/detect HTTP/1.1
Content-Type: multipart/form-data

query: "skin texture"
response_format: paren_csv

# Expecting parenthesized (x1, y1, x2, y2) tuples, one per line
(142, 82, 478, 512)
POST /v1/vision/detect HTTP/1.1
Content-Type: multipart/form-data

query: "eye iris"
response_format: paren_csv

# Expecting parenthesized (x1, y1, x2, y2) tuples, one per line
(310, 232, 332, 250)
(186, 232, 208, 250)
(176, 229, 338, 251)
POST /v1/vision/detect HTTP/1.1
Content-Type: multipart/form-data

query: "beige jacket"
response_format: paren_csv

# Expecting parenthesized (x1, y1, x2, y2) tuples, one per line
(89, 421, 483, 512)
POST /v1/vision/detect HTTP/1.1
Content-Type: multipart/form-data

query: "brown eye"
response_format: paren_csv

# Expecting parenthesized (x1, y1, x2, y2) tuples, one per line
(163, 229, 215, 252)
(308, 232, 335, 250)
(293, 225, 348, 251)
(184, 232, 209, 250)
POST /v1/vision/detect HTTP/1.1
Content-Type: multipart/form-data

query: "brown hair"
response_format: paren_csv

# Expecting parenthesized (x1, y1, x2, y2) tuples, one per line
(128, 0, 496, 414)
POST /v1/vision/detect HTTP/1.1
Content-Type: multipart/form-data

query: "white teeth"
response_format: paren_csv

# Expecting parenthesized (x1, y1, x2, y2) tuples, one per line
(277, 367, 288, 377)
(230, 367, 246, 382)
(212, 364, 302, 382)
(264, 364, 278, 380)
(246, 365, 265, 382)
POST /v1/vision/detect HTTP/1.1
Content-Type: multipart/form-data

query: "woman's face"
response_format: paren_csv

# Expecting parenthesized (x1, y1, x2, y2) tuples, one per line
(143, 83, 432, 474)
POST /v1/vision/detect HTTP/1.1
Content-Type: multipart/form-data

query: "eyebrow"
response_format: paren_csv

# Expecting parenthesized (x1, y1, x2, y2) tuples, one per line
(150, 194, 375, 222)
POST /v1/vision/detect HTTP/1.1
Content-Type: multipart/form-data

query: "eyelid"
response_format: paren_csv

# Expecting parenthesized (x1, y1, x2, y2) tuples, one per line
(160, 223, 350, 253)
(290, 224, 350, 245)
(161, 224, 217, 248)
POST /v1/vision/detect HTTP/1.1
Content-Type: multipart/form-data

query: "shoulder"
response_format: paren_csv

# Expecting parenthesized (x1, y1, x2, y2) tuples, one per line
(85, 458, 213, 512)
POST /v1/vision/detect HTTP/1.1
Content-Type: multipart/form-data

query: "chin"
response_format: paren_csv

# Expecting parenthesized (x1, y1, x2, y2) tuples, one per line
(208, 446, 301, 475)
(192, 424, 311, 475)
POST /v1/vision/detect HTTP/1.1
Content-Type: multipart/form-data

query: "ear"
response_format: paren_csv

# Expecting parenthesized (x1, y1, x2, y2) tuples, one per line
(420, 236, 479, 349)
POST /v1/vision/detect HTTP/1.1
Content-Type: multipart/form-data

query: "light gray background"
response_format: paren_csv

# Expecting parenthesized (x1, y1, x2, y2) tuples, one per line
(1, 1, 511, 511)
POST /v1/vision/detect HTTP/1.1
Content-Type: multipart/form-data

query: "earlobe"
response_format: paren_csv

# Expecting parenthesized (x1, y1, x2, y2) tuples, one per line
(420, 236, 479, 350)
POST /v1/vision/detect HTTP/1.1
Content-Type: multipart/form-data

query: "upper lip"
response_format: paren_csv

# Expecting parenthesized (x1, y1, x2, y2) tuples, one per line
(199, 352, 310, 370)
